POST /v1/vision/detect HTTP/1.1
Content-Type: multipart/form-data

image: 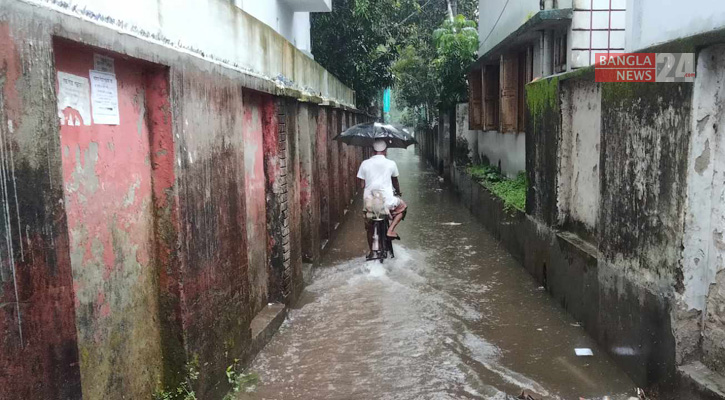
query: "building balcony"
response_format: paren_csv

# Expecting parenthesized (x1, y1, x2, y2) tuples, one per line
(280, 0, 332, 12)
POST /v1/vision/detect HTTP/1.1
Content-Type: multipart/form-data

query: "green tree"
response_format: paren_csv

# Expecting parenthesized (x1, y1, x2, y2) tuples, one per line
(392, 1, 478, 126)
(311, 0, 401, 109)
(392, 42, 438, 128)
(311, 0, 479, 114)
(432, 14, 479, 109)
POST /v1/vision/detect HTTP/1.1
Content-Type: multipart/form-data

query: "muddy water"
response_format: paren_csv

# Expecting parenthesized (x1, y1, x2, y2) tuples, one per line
(244, 147, 635, 400)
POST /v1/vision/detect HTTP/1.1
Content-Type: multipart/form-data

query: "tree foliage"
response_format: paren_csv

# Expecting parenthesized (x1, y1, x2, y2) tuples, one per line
(433, 15, 479, 108)
(392, 43, 438, 125)
(311, 0, 479, 116)
(311, 0, 401, 108)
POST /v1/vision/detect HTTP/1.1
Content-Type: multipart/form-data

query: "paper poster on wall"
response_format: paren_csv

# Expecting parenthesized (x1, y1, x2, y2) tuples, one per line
(93, 53, 115, 73)
(89, 70, 120, 125)
(57, 72, 91, 126)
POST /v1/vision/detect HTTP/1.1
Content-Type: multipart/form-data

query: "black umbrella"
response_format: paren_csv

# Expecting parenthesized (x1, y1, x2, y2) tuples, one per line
(333, 122, 417, 148)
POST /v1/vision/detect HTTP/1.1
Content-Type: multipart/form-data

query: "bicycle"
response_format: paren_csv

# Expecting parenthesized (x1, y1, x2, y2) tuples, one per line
(366, 214, 395, 263)
(364, 190, 405, 264)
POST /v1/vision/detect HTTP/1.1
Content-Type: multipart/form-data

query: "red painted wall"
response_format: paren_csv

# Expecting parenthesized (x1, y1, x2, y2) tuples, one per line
(0, 11, 365, 397)
(329, 110, 340, 227)
(54, 40, 164, 398)
(317, 108, 330, 245)
(0, 24, 82, 400)
(339, 112, 349, 211)
(171, 66, 251, 398)
(243, 92, 269, 316)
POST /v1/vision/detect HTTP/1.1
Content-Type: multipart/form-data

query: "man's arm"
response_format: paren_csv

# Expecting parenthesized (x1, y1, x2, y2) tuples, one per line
(360, 178, 366, 189)
(391, 161, 401, 196)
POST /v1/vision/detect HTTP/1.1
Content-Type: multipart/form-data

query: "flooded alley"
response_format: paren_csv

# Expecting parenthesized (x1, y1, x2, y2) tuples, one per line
(245, 147, 635, 400)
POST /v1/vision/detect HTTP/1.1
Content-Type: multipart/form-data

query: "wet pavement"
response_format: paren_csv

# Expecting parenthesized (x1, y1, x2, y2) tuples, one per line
(243, 147, 636, 400)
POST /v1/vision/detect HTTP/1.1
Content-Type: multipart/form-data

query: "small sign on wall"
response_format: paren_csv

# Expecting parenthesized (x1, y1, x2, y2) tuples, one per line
(89, 70, 120, 125)
(93, 53, 115, 73)
(57, 71, 91, 126)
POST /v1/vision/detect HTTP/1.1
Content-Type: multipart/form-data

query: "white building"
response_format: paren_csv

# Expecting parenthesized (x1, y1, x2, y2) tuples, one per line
(625, 0, 725, 52)
(466, 0, 625, 176)
(236, 0, 332, 58)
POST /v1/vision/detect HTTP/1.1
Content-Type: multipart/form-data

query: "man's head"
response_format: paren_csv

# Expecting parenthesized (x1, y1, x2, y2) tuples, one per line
(373, 139, 387, 155)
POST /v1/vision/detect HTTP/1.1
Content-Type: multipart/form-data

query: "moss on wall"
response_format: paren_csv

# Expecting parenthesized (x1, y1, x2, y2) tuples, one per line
(525, 76, 559, 123)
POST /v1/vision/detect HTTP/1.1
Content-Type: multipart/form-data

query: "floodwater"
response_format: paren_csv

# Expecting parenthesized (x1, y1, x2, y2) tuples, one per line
(243, 147, 636, 400)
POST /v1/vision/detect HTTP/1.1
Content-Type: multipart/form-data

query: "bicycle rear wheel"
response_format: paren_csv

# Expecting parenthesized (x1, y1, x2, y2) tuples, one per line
(382, 218, 394, 259)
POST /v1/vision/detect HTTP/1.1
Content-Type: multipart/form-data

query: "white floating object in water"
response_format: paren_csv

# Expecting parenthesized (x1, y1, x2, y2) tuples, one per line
(441, 222, 462, 226)
(575, 348, 594, 356)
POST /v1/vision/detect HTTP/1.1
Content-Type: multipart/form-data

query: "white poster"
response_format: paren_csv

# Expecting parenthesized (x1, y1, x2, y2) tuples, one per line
(89, 70, 120, 125)
(93, 53, 115, 73)
(57, 72, 91, 126)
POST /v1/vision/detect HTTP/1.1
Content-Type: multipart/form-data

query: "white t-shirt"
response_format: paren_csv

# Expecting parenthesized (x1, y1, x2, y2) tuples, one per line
(357, 155, 400, 206)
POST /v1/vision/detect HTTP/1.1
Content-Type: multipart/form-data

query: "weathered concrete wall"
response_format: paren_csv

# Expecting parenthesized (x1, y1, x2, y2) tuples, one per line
(455, 104, 479, 165)
(0, 0, 365, 398)
(317, 107, 331, 247)
(450, 27, 725, 396)
(285, 100, 304, 303)
(339, 112, 350, 212)
(55, 39, 164, 399)
(243, 92, 270, 317)
(263, 98, 288, 305)
(299, 103, 321, 263)
(522, 60, 712, 389)
(477, 130, 526, 178)
(172, 64, 252, 399)
(438, 110, 451, 175)
(23, 0, 355, 107)
(598, 79, 692, 386)
(599, 79, 691, 297)
(452, 105, 525, 177)
(0, 18, 82, 400)
(329, 110, 340, 229)
(525, 77, 560, 226)
(527, 75, 692, 386)
(680, 44, 725, 374)
(558, 79, 601, 238)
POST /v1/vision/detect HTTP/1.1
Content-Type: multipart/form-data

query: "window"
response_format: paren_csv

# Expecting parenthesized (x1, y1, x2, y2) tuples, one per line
(518, 47, 534, 130)
(500, 53, 519, 132)
(499, 47, 534, 133)
(483, 65, 500, 131)
(553, 31, 567, 73)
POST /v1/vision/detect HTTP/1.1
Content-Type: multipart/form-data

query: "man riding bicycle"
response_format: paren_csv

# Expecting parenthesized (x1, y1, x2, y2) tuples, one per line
(356, 140, 407, 259)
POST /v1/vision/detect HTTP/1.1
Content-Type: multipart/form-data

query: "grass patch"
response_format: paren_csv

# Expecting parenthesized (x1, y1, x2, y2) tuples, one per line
(467, 164, 527, 212)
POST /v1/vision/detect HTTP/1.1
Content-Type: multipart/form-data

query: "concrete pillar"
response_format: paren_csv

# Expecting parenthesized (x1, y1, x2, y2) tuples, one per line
(264, 98, 290, 304)
(328, 110, 340, 228)
(298, 104, 320, 263)
(339, 110, 349, 212)
(285, 100, 304, 303)
(0, 20, 82, 399)
(679, 45, 725, 372)
(243, 92, 270, 316)
(346, 112, 355, 203)
(316, 108, 331, 248)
